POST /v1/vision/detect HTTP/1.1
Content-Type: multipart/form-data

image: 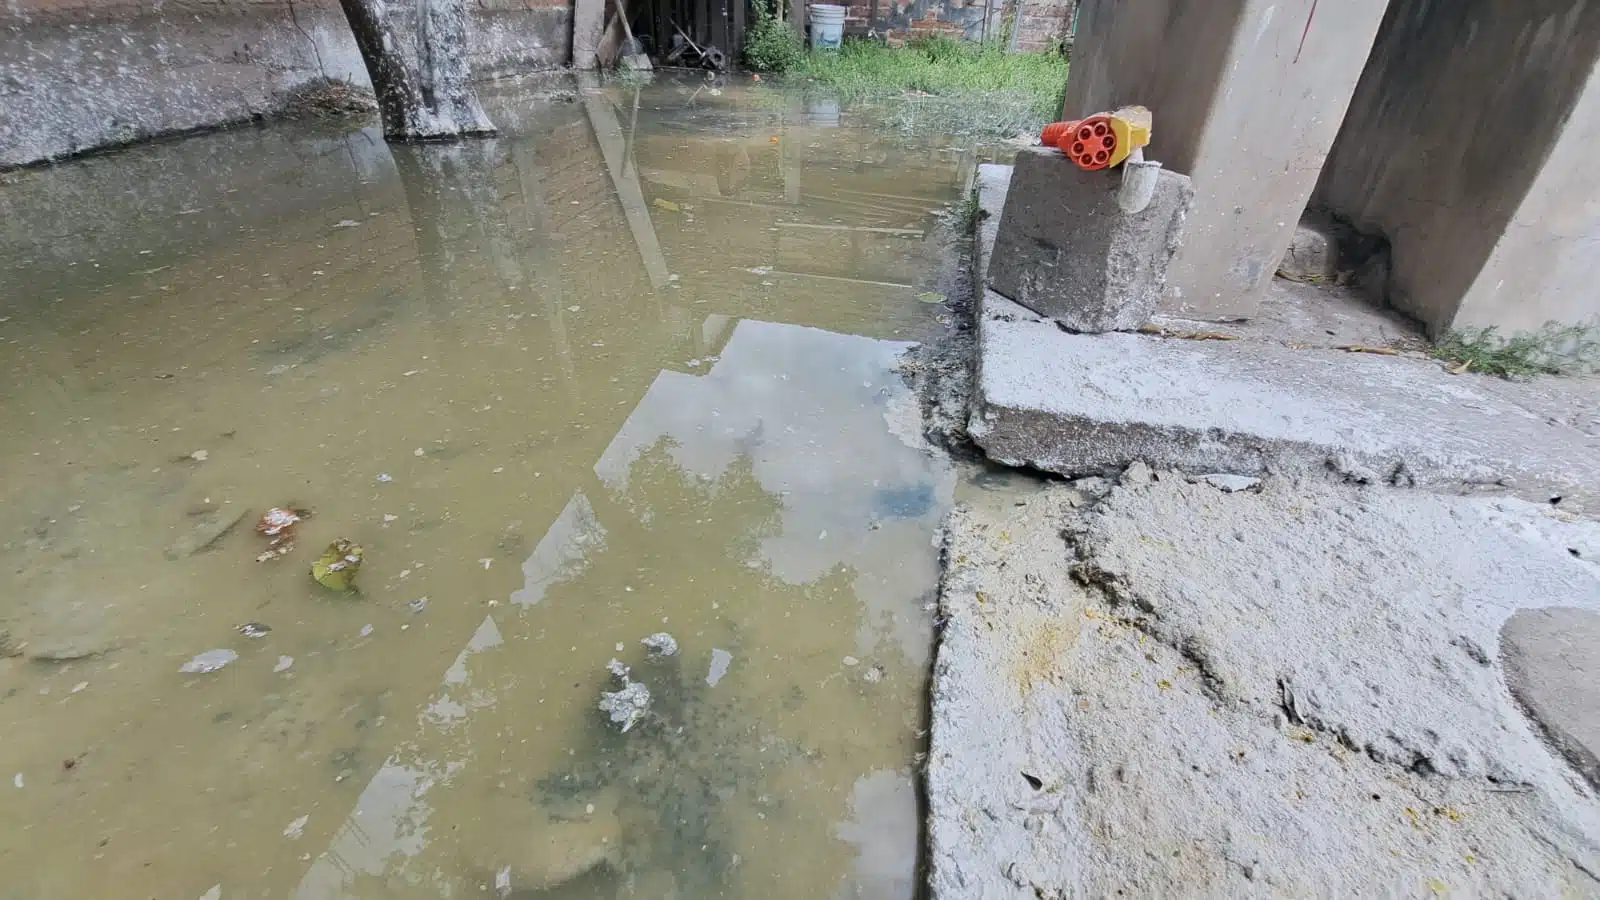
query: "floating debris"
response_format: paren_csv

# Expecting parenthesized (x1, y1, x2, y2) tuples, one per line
(188, 449, 210, 462)
(311, 539, 363, 591)
(863, 664, 885, 684)
(706, 648, 733, 686)
(377, 473, 394, 483)
(255, 506, 309, 562)
(13, 773, 22, 789)
(198, 886, 221, 900)
(274, 655, 295, 673)
(408, 596, 429, 614)
(599, 659, 651, 732)
(179, 649, 238, 674)
(358, 624, 374, 637)
(236, 622, 272, 638)
(641, 632, 679, 658)
(283, 814, 309, 839)
(916, 292, 946, 304)
(842, 655, 860, 667)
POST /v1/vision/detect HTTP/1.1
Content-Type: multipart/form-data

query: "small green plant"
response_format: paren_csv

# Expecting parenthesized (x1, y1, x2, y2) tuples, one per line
(1432, 323, 1600, 378)
(744, 0, 805, 72)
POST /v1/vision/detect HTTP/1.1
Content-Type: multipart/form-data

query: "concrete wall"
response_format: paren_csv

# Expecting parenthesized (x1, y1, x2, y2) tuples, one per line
(0, 0, 570, 168)
(1066, 0, 1387, 319)
(1313, 0, 1600, 334)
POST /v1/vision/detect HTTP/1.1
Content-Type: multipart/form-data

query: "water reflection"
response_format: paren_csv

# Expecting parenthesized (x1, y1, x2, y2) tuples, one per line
(0, 74, 969, 898)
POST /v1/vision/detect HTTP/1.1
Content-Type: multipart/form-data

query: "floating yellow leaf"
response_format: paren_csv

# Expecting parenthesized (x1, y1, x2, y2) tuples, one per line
(312, 539, 364, 592)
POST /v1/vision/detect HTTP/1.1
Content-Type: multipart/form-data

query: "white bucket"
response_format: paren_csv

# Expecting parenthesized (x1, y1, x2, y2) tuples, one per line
(809, 4, 846, 50)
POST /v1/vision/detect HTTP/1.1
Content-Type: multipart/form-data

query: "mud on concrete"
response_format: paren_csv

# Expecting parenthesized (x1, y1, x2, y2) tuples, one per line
(927, 468, 1600, 898)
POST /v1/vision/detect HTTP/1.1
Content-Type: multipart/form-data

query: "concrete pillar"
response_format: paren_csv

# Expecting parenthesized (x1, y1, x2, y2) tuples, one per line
(1313, 0, 1600, 336)
(1064, 0, 1389, 320)
(572, 0, 606, 68)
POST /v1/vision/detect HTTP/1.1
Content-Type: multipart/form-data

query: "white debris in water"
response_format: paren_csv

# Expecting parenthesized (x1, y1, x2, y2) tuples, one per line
(332, 219, 361, 228)
(198, 886, 221, 900)
(383, 514, 398, 523)
(494, 866, 512, 897)
(402, 369, 421, 377)
(707, 648, 733, 686)
(863, 665, 885, 684)
(274, 655, 295, 673)
(179, 649, 238, 674)
(641, 633, 679, 658)
(359, 624, 374, 637)
(567, 305, 581, 312)
(615, 643, 625, 652)
(189, 449, 209, 462)
(479, 558, 493, 570)
(599, 659, 650, 733)
(413, 447, 425, 457)
(377, 473, 393, 483)
(842, 656, 860, 667)
(746, 266, 772, 275)
(409, 597, 429, 614)
(70, 681, 88, 693)
(13, 773, 22, 789)
(283, 814, 309, 839)
(819, 530, 828, 540)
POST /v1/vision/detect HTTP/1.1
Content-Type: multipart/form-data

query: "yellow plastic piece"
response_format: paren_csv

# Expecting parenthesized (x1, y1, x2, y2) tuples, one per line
(1105, 105, 1152, 168)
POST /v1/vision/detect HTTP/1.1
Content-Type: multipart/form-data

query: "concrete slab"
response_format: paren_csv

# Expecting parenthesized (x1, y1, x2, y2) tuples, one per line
(928, 474, 1600, 898)
(969, 165, 1600, 511)
(1502, 607, 1600, 790)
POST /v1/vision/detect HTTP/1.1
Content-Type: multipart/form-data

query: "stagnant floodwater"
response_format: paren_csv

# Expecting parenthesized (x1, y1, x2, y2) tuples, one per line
(0, 75, 981, 898)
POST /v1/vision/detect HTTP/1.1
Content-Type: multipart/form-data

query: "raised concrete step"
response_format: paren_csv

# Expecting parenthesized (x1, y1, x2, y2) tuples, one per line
(969, 164, 1600, 509)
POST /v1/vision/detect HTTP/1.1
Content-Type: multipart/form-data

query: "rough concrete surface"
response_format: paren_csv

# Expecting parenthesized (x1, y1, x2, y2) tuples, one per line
(928, 472, 1600, 898)
(969, 165, 1600, 512)
(1503, 607, 1600, 791)
(987, 147, 1193, 332)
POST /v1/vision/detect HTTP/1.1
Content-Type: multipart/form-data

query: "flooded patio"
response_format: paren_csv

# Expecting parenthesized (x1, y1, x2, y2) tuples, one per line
(0, 74, 981, 898)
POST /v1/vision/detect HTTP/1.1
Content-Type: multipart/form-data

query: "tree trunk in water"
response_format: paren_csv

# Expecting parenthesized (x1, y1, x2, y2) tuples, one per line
(336, 0, 496, 140)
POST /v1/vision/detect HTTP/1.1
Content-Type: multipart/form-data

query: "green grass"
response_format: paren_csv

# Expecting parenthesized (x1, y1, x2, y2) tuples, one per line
(776, 35, 1069, 138)
(1432, 323, 1600, 378)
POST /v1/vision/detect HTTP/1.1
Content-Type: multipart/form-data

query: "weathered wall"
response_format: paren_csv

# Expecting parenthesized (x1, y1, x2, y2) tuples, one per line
(0, 0, 570, 168)
(1313, 0, 1600, 334)
(1065, 0, 1387, 320)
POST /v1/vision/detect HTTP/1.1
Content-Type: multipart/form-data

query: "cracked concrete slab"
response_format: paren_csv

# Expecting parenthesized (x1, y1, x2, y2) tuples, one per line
(928, 473, 1600, 898)
(968, 165, 1600, 511)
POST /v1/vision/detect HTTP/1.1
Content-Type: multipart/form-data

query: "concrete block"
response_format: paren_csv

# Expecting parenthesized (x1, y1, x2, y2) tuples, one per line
(987, 147, 1193, 332)
(1501, 607, 1600, 790)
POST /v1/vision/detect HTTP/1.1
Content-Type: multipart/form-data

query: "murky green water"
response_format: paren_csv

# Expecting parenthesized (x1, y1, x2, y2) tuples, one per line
(0, 75, 972, 898)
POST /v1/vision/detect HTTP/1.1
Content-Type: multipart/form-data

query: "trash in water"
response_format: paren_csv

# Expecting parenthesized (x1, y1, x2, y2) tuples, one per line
(863, 664, 885, 683)
(599, 659, 651, 732)
(70, 681, 88, 693)
(236, 622, 271, 638)
(842, 655, 860, 667)
(274, 655, 294, 673)
(478, 558, 493, 570)
(198, 886, 221, 900)
(706, 648, 733, 686)
(408, 597, 429, 614)
(916, 292, 946, 304)
(283, 814, 309, 838)
(651, 198, 681, 213)
(12, 773, 22, 789)
(641, 632, 678, 658)
(377, 473, 394, 483)
(179, 649, 238, 674)
(332, 219, 361, 228)
(188, 449, 210, 462)
(358, 624, 374, 637)
(495, 866, 512, 897)
(311, 539, 363, 591)
(255, 506, 309, 562)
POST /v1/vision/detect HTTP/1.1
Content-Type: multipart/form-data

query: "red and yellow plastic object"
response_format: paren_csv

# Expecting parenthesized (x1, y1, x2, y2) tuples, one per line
(1040, 106, 1152, 171)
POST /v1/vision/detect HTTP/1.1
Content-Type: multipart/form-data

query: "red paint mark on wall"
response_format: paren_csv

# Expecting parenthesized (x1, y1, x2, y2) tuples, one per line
(1293, 0, 1318, 63)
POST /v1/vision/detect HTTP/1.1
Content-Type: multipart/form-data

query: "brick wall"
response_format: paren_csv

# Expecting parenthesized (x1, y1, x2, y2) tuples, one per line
(835, 0, 1072, 49)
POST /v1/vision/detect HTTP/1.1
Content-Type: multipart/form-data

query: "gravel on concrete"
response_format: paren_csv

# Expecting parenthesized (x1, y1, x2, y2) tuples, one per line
(928, 469, 1600, 898)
